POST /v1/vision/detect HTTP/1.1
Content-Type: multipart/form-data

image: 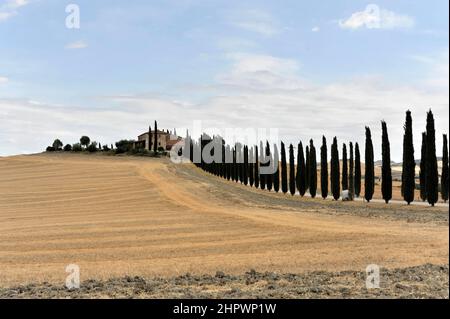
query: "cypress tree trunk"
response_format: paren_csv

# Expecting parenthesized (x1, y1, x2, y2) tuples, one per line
(289, 144, 296, 196)
(381, 121, 392, 203)
(254, 145, 260, 188)
(442, 134, 449, 202)
(330, 137, 340, 200)
(305, 146, 310, 191)
(298, 142, 306, 196)
(402, 110, 416, 205)
(349, 142, 354, 200)
(273, 144, 280, 193)
(281, 142, 288, 194)
(364, 127, 375, 203)
(320, 136, 328, 199)
(249, 147, 254, 187)
(355, 143, 361, 197)
(154, 121, 158, 153)
(419, 132, 427, 201)
(342, 144, 348, 190)
(309, 140, 317, 198)
(266, 142, 273, 191)
(425, 110, 439, 206)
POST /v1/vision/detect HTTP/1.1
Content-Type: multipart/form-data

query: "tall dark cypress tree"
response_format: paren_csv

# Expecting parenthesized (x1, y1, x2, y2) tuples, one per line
(243, 146, 249, 186)
(289, 144, 296, 196)
(425, 110, 438, 206)
(153, 121, 158, 153)
(249, 147, 254, 187)
(355, 143, 361, 197)
(254, 145, 260, 188)
(305, 146, 310, 191)
(281, 142, 288, 194)
(296, 144, 301, 195)
(273, 144, 280, 193)
(260, 142, 266, 190)
(298, 142, 306, 196)
(402, 110, 416, 205)
(364, 127, 375, 203)
(309, 140, 317, 198)
(266, 142, 273, 191)
(381, 121, 392, 203)
(330, 137, 340, 200)
(442, 134, 449, 202)
(232, 147, 237, 182)
(349, 142, 354, 200)
(419, 132, 427, 201)
(320, 136, 328, 199)
(342, 144, 348, 190)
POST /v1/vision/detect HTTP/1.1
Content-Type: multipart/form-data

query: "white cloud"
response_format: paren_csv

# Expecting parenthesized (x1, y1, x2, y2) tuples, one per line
(1, 52, 448, 161)
(339, 5, 414, 30)
(0, 76, 9, 84)
(312, 26, 320, 32)
(65, 41, 88, 50)
(228, 9, 279, 37)
(0, 0, 29, 22)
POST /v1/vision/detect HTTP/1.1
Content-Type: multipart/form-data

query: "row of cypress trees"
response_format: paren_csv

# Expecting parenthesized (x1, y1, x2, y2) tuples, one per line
(187, 109, 448, 205)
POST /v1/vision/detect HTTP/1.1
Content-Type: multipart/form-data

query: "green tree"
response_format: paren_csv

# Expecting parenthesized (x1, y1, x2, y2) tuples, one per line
(330, 137, 340, 200)
(289, 144, 296, 196)
(254, 145, 259, 188)
(419, 132, 427, 201)
(364, 127, 375, 203)
(355, 143, 361, 197)
(442, 134, 449, 202)
(309, 140, 317, 198)
(281, 142, 288, 194)
(154, 121, 158, 153)
(342, 143, 348, 190)
(298, 142, 306, 196)
(381, 121, 392, 203)
(402, 110, 416, 205)
(320, 136, 328, 199)
(425, 110, 439, 206)
(266, 142, 272, 191)
(148, 125, 153, 151)
(53, 139, 63, 151)
(273, 144, 280, 193)
(80, 136, 90, 149)
(305, 146, 310, 191)
(349, 142, 354, 200)
(63, 144, 72, 152)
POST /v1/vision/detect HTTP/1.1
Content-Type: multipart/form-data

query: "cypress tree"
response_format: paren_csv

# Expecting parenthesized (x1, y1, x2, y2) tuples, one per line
(364, 127, 375, 203)
(355, 143, 361, 197)
(320, 136, 328, 199)
(273, 144, 280, 193)
(305, 146, 310, 191)
(419, 132, 427, 201)
(153, 121, 158, 153)
(309, 140, 317, 198)
(349, 142, 354, 200)
(281, 142, 288, 194)
(298, 142, 306, 196)
(296, 143, 301, 195)
(425, 110, 438, 206)
(226, 145, 231, 181)
(330, 137, 340, 200)
(342, 144, 348, 190)
(249, 147, 254, 187)
(260, 142, 266, 190)
(266, 142, 273, 191)
(243, 146, 249, 186)
(442, 134, 449, 202)
(254, 145, 260, 188)
(232, 147, 237, 182)
(402, 110, 416, 205)
(289, 144, 296, 196)
(381, 121, 392, 203)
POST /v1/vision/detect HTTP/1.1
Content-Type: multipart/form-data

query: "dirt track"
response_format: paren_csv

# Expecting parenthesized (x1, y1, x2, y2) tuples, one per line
(0, 153, 448, 296)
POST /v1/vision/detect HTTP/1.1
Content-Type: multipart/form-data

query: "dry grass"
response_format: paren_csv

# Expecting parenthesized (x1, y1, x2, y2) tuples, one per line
(0, 153, 448, 288)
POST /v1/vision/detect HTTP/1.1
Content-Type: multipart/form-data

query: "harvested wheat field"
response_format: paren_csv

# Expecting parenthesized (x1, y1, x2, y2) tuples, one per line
(0, 153, 448, 298)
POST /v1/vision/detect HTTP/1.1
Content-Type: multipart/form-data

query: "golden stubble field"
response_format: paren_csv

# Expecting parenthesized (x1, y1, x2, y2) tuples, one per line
(0, 153, 448, 287)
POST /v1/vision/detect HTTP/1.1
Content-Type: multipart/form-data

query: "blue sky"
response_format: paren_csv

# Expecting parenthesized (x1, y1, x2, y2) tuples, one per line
(0, 0, 448, 160)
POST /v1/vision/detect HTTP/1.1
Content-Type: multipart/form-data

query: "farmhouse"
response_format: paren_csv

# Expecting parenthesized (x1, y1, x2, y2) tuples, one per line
(134, 129, 182, 151)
